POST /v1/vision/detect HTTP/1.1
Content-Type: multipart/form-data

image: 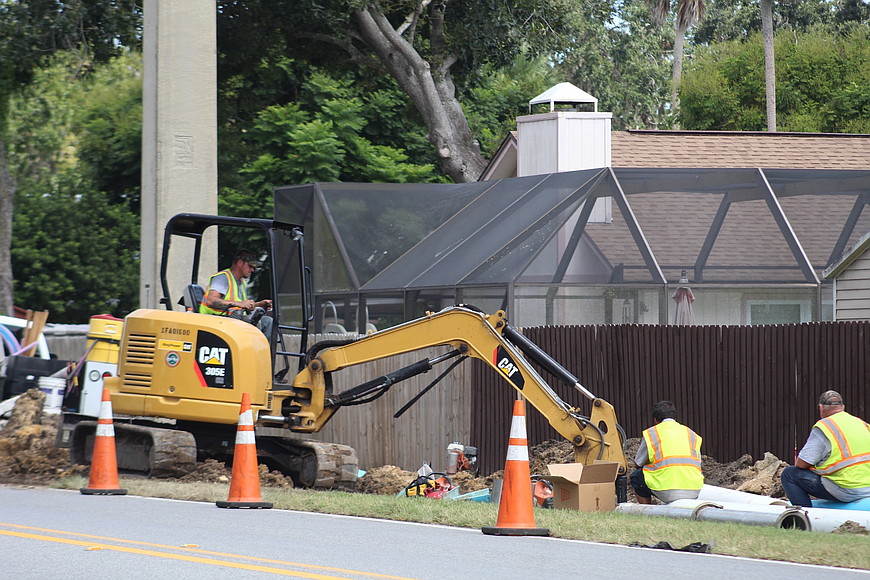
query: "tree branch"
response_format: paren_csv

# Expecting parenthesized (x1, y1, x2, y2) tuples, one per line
(293, 30, 385, 72)
(397, 0, 433, 42)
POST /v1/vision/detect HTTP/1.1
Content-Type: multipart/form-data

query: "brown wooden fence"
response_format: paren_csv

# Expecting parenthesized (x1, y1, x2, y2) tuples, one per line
(47, 322, 870, 475)
(472, 322, 870, 475)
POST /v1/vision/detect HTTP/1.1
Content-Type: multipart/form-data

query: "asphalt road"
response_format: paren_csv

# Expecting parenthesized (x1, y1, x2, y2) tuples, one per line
(1, 486, 868, 580)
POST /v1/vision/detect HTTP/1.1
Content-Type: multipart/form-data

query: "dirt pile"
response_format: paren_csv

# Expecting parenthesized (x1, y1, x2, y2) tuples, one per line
(171, 458, 294, 488)
(0, 389, 85, 483)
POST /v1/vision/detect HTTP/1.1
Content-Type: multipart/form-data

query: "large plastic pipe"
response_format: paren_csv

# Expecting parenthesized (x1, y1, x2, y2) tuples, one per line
(615, 503, 694, 519)
(697, 484, 790, 506)
(812, 497, 870, 511)
(802, 506, 870, 533)
(616, 501, 809, 530)
(632, 498, 870, 533)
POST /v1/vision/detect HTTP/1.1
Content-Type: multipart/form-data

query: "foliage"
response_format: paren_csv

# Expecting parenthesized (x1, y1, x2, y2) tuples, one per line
(12, 184, 139, 321)
(463, 54, 559, 156)
(7, 52, 141, 321)
(554, 0, 674, 129)
(73, 54, 143, 210)
(0, 0, 142, 130)
(220, 68, 440, 219)
(217, 0, 572, 88)
(680, 27, 870, 132)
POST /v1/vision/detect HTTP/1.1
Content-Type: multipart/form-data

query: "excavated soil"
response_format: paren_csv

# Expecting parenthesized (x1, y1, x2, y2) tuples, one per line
(0, 389, 86, 483)
(0, 389, 797, 502)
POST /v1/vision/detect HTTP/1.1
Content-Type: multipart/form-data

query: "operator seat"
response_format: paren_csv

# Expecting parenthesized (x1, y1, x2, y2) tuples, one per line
(180, 284, 206, 312)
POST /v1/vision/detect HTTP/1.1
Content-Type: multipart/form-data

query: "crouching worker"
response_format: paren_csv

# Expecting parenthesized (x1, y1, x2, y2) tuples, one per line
(630, 400, 704, 504)
(200, 249, 273, 339)
(780, 390, 870, 508)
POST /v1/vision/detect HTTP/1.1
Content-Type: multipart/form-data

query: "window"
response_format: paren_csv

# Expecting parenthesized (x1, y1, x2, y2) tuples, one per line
(746, 301, 810, 325)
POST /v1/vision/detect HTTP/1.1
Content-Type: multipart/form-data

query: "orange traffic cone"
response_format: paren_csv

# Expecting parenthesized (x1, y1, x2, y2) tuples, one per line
(216, 392, 272, 509)
(482, 399, 548, 536)
(80, 388, 127, 495)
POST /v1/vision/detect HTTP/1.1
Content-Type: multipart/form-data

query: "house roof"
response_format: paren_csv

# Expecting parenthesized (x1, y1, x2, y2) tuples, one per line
(612, 131, 870, 169)
(824, 229, 870, 279)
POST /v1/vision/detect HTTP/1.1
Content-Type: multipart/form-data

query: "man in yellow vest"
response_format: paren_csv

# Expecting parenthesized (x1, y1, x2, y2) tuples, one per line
(630, 400, 704, 504)
(200, 249, 273, 339)
(781, 390, 870, 507)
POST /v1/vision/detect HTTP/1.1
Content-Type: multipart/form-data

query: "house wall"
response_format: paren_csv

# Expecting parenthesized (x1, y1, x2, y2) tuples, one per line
(834, 250, 870, 321)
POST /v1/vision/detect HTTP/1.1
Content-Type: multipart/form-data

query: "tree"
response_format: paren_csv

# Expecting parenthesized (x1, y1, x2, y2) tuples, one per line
(679, 28, 870, 133)
(221, 68, 439, 220)
(216, 1, 570, 183)
(555, 0, 673, 129)
(0, 0, 141, 315)
(652, 0, 707, 117)
(7, 52, 142, 322)
(760, 0, 776, 131)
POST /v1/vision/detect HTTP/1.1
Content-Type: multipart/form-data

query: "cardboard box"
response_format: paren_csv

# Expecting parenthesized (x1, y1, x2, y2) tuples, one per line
(547, 461, 619, 512)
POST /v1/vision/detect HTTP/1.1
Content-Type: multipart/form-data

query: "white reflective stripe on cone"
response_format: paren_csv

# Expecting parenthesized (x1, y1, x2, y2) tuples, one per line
(235, 430, 256, 445)
(99, 400, 113, 419)
(96, 424, 115, 437)
(238, 409, 254, 426)
(506, 444, 529, 462)
(509, 415, 527, 439)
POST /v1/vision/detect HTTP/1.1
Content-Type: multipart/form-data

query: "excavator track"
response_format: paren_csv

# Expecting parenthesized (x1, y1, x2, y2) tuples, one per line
(294, 440, 359, 492)
(255, 436, 359, 492)
(70, 421, 198, 478)
(69, 417, 358, 490)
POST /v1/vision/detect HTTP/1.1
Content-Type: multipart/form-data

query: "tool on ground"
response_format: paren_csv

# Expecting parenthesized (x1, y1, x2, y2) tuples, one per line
(445, 442, 477, 476)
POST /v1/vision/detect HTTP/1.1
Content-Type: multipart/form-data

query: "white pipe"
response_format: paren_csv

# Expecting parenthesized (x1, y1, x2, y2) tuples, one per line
(615, 503, 694, 519)
(616, 501, 809, 530)
(671, 499, 793, 514)
(634, 498, 870, 533)
(697, 484, 790, 506)
(802, 506, 870, 533)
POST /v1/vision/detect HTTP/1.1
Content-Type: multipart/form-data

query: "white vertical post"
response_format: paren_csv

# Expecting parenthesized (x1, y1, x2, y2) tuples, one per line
(140, 0, 218, 309)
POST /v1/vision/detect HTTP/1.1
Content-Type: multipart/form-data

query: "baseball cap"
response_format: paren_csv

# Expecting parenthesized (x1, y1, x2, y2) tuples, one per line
(234, 249, 262, 268)
(819, 390, 844, 406)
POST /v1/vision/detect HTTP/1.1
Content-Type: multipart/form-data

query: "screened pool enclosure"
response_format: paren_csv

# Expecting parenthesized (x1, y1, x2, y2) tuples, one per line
(274, 167, 870, 333)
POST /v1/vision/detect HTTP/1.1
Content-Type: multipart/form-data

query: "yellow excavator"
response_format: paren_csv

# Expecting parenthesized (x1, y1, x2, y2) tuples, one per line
(65, 214, 627, 494)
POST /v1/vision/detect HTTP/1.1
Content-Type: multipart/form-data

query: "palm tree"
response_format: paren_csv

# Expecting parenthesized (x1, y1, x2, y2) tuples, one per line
(653, 0, 706, 123)
(760, 0, 776, 131)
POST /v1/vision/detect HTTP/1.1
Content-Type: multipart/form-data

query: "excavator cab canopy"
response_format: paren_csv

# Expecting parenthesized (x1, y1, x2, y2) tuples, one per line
(157, 213, 312, 372)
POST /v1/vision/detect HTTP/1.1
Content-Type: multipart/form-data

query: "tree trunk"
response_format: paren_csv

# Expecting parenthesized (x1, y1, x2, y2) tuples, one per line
(353, 6, 486, 183)
(760, 0, 776, 132)
(671, 19, 688, 128)
(0, 139, 16, 316)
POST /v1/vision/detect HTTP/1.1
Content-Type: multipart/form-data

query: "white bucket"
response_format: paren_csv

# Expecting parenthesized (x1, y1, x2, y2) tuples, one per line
(38, 376, 65, 415)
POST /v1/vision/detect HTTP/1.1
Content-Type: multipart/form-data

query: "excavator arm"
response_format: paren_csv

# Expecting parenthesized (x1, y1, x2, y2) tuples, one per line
(267, 306, 626, 474)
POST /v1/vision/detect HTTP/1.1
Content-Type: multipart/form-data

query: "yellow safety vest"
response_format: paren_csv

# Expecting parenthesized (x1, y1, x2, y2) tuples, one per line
(812, 411, 870, 489)
(199, 269, 247, 315)
(642, 420, 704, 491)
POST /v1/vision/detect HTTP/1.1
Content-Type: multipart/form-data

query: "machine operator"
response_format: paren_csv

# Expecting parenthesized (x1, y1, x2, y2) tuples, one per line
(200, 249, 273, 338)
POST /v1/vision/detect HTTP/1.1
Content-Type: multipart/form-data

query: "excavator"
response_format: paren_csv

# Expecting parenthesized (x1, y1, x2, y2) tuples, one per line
(64, 213, 627, 494)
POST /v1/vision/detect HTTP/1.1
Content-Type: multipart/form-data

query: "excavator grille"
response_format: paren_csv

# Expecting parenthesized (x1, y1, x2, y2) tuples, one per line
(125, 333, 156, 364)
(123, 333, 156, 388)
(123, 373, 152, 388)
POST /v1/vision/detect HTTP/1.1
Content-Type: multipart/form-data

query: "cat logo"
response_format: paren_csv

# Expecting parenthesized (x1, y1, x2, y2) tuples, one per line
(194, 331, 233, 389)
(493, 345, 524, 390)
(198, 346, 229, 365)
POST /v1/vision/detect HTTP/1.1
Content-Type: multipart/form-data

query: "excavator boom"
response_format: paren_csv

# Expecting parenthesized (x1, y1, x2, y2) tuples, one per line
(273, 306, 627, 474)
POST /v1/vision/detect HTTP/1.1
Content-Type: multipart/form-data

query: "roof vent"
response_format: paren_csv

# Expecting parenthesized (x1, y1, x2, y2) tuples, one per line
(529, 82, 598, 113)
